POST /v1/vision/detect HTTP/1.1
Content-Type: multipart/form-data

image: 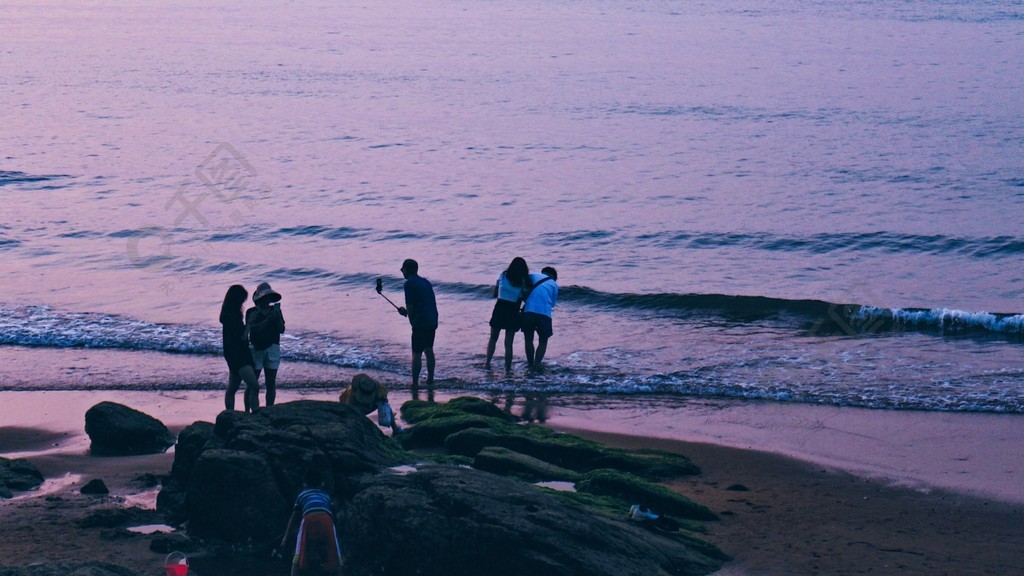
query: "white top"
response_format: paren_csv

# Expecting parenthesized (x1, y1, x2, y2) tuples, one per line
(522, 273, 558, 317)
(496, 272, 526, 302)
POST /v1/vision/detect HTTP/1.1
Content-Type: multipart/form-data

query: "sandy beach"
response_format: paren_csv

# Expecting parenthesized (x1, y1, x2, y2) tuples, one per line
(2, 388, 1023, 575)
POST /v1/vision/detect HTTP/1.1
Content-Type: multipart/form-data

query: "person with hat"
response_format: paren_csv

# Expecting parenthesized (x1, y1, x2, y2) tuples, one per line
(339, 373, 402, 434)
(246, 281, 286, 407)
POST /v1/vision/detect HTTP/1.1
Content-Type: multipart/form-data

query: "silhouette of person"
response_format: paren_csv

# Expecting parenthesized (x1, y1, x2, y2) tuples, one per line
(520, 266, 558, 371)
(485, 257, 531, 374)
(219, 284, 260, 412)
(397, 259, 438, 401)
(246, 282, 285, 407)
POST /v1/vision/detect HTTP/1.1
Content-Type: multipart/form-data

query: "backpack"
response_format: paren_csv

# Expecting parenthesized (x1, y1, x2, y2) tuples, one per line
(248, 308, 282, 350)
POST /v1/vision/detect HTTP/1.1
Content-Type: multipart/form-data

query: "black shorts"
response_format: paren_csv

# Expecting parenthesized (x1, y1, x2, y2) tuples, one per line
(519, 312, 553, 338)
(411, 326, 437, 354)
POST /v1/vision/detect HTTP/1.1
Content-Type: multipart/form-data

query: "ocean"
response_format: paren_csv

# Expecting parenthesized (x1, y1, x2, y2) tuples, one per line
(2, 0, 1023, 413)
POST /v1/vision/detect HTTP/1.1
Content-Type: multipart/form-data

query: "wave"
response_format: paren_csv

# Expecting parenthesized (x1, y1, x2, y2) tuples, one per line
(0, 170, 71, 188)
(1, 303, 1021, 413)
(75, 223, 1024, 261)
(546, 288, 1023, 336)
(0, 305, 396, 372)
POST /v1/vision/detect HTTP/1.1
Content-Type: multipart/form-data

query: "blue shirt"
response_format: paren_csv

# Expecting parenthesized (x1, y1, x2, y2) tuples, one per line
(403, 274, 439, 329)
(522, 273, 558, 317)
(294, 488, 332, 516)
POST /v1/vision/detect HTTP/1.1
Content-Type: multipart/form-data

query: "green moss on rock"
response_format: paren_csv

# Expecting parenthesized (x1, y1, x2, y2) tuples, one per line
(577, 469, 718, 521)
(397, 414, 506, 449)
(445, 425, 699, 480)
(473, 447, 582, 482)
(400, 397, 517, 425)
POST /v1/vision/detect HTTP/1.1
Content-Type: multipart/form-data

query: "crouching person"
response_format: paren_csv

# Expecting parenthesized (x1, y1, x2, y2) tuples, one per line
(339, 373, 403, 435)
(281, 469, 343, 576)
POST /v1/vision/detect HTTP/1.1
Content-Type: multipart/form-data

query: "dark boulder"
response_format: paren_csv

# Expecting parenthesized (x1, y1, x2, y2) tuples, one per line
(184, 449, 288, 541)
(401, 396, 518, 424)
(160, 400, 405, 542)
(81, 478, 109, 495)
(340, 465, 723, 576)
(84, 402, 175, 456)
(0, 457, 44, 498)
(473, 446, 581, 482)
(446, 427, 700, 479)
(157, 398, 724, 575)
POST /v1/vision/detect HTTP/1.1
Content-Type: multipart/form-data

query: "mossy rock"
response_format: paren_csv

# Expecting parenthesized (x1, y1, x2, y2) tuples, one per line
(397, 414, 505, 449)
(577, 469, 718, 521)
(473, 447, 582, 482)
(446, 427, 699, 480)
(547, 490, 728, 561)
(590, 448, 701, 479)
(400, 397, 517, 425)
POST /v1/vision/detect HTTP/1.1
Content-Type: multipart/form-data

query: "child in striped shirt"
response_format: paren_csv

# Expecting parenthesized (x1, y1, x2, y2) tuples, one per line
(280, 468, 342, 575)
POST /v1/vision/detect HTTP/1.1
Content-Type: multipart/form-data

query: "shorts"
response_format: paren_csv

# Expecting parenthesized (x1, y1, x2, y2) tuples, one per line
(411, 326, 437, 354)
(520, 312, 553, 339)
(293, 511, 341, 571)
(251, 343, 281, 371)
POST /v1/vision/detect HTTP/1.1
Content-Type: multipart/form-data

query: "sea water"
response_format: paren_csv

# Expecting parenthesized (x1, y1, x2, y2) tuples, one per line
(1, 0, 1023, 412)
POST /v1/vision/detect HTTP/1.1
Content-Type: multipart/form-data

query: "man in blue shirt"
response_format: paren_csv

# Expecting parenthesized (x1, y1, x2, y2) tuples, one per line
(521, 266, 558, 371)
(398, 259, 438, 399)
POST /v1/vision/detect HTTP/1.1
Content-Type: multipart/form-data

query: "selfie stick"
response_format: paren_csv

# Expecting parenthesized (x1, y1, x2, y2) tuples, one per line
(375, 278, 400, 310)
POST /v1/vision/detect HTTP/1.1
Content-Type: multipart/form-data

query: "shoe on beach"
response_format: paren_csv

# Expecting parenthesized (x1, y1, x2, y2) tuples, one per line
(629, 504, 659, 522)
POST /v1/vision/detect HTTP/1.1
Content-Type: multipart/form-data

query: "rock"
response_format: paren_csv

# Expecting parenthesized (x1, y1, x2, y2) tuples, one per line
(725, 484, 750, 492)
(446, 427, 700, 479)
(184, 449, 288, 541)
(77, 508, 130, 528)
(401, 396, 518, 424)
(168, 421, 217, 485)
(148, 533, 196, 554)
(131, 473, 162, 488)
(157, 398, 726, 576)
(473, 446, 581, 482)
(0, 455, 44, 496)
(81, 479, 109, 495)
(397, 414, 500, 449)
(0, 563, 142, 576)
(576, 469, 718, 521)
(340, 465, 724, 576)
(161, 401, 405, 543)
(84, 402, 175, 456)
(0, 457, 44, 497)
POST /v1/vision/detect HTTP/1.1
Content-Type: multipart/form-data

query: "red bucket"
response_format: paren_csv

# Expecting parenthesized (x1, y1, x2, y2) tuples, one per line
(164, 551, 188, 576)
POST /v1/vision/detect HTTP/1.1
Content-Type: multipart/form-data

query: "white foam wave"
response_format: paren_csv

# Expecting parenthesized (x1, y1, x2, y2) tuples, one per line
(851, 306, 1024, 334)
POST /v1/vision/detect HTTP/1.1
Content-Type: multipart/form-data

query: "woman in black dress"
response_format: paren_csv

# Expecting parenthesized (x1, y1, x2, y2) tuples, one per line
(220, 284, 260, 412)
(485, 257, 531, 373)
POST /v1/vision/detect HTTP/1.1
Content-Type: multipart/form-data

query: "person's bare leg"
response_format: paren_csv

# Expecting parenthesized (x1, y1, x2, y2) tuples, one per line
(412, 351, 422, 388)
(265, 368, 278, 406)
(239, 365, 260, 412)
(425, 347, 436, 403)
(225, 372, 241, 411)
(534, 335, 550, 368)
(502, 329, 516, 374)
(252, 367, 263, 409)
(485, 326, 501, 370)
(523, 329, 536, 368)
